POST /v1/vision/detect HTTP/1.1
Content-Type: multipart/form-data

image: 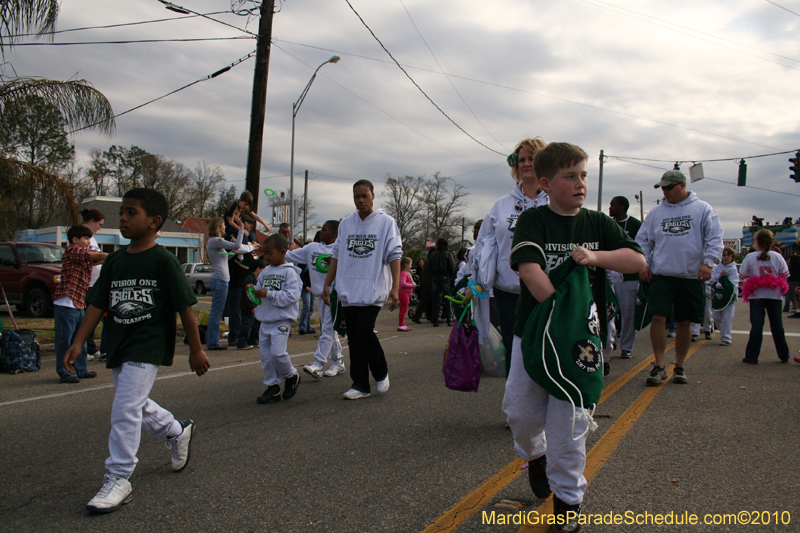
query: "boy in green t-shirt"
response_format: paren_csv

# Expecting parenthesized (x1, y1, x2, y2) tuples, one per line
(505, 143, 645, 532)
(64, 188, 210, 514)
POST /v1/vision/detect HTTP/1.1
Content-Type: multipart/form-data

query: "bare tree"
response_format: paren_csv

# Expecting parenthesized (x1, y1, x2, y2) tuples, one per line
(422, 172, 469, 244)
(189, 161, 225, 217)
(381, 174, 426, 248)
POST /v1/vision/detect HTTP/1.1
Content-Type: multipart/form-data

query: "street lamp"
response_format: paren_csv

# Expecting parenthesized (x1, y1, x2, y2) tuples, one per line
(634, 191, 644, 221)
(289, 55, 340, 239)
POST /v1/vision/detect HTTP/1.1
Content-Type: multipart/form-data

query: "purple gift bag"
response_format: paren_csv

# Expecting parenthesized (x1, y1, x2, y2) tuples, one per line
(442, 319, 482, 392)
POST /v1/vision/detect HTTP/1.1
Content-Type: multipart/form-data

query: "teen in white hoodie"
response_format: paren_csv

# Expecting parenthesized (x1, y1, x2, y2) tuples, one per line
(470, 137, 548, 374)
(322, 180, 403, 400)
(285, 220, 346, 380)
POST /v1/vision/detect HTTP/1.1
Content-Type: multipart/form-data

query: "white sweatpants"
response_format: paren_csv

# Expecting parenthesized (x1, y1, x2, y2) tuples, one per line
(613, 280, 638, 352)
(260, 320, 297, 386)
(313, 299, 343, 367)
(502, 336, 588, 505)
(603, 316, 617, 364)
(107, 362, 182, 479)
(710, 303, 735, 344)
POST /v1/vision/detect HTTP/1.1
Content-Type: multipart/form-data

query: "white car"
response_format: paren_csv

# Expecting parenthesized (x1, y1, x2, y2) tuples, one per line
(182, 263, 214, 295)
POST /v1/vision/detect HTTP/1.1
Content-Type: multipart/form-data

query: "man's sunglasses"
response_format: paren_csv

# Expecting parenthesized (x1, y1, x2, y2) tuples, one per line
(661, 182, 679, 192)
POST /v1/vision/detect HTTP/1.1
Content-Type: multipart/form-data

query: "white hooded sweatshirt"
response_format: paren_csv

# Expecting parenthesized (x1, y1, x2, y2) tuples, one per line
(332, 209, 403, 307)
(286, 241, 335, 296)
(635, 191, 723, 279)
(471, 183, 549, 293)
(254, 262, 302, 323)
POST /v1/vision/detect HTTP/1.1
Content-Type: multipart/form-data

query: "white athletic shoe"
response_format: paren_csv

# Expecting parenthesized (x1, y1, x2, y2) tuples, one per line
(343, 388, 371, 400)
(165, 420, 195, 472)
(86, 474, 132, 513)
(376, 374, 390, 394)
(323, 362, 346, 377)
(303, 363, 324, 381)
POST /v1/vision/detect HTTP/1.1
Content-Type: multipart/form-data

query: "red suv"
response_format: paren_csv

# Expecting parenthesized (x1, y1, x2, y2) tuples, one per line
(0, 241, 63, 318)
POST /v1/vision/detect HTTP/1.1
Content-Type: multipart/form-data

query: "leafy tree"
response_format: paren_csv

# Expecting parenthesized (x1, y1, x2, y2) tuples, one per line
(422, 172, 469, 244)
(381, 174, 426, 248)
(213, 184, 237, 218)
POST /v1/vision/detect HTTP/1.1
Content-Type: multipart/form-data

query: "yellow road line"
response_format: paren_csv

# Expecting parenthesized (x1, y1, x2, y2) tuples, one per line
(517, 338, 707, 532)
(419, 341, 677, 533)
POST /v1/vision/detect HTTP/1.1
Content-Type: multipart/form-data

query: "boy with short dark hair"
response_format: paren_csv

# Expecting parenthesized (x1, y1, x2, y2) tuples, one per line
(248, 233, 302, 403)
(54, 224, 108, 383)
(64, 187, 210, 514)
(505, 142, 645, 532)
(225, 190, 270, 237)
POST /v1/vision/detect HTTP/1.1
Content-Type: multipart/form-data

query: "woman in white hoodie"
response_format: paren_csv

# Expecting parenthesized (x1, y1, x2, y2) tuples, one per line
(470, 137, 548, 375)
(322, 180, 403, 400)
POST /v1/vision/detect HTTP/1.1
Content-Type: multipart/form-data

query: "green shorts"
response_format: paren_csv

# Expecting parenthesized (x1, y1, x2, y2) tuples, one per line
(648, 275, 705, 323)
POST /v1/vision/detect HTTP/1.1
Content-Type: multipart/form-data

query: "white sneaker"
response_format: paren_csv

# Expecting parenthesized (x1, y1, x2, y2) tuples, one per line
(86, 474, 132, 513)
(343, 388, 371, 400)
(376, 374, 390, 394)
(86, 354, 95, 361)
(165, 420, 195, 472)
(303, 363, 324, 381)
(323, 362, 346, 377)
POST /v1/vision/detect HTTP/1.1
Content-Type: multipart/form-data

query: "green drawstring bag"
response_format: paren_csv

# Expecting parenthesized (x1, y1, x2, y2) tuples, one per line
(711, 275, 736, 312)
(520, 257, 603, 412)
(634, 281, 651, 331)
(606, 279, 620, 323)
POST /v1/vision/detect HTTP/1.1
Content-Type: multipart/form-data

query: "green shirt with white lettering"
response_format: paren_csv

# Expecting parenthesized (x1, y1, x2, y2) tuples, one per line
(87, 245, 197, 368)
(510, 206, 642, 338)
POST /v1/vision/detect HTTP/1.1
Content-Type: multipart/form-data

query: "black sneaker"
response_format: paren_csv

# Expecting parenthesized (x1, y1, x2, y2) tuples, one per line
(704, 331, 712, 340)
(672, 365, 688, 384)
(257, 384, 282, 404)
(620, 350, 631, 359)
(691, 335, 698, 342)
(282, 373, 301, 400)
(527, 455, 551, 499)
(306, 328, 316, 334)
(550, 496, 582, 532)
(646, 364, 667, 386)
(603, 362, 610, 377)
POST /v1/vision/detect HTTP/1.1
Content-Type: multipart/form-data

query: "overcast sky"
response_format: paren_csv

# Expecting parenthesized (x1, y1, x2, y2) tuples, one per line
(9, 0, 800, 241)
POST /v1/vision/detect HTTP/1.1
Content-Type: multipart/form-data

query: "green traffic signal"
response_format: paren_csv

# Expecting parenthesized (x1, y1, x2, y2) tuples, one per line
(791, 150, 800, 183)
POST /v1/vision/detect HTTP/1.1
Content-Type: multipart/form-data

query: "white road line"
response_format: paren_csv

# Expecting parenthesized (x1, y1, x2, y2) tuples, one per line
(0, 334, 401, 407)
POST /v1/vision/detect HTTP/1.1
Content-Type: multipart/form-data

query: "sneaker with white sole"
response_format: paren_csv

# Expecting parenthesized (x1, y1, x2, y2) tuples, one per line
(86, 474, 132, 513)
(343, 388, 370, 400)
(646, 364, 667, 386)
(165, 420, 195, 472)
(672, 365, 688, 384)
(324, 362, 346, 377)
(303, 363, 324, 381)
(376, 374, 390, 394)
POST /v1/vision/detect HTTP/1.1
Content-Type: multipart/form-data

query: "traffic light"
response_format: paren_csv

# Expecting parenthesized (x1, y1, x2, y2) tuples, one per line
(791, 151, 800, 183)
(737, 159, 747, 186)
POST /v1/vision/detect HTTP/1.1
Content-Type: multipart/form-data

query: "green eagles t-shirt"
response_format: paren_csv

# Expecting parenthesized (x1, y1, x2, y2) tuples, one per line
(87, 245, 198, 368)
(616, 216, 642, 281)
(510, 206, 643, 338)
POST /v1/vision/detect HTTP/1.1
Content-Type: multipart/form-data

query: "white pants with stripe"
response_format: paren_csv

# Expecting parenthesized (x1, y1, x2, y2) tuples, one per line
(313, 299, 343, 367)
(106, 362, 182, 479)
(503, 336, 588, 505)
(260, 320, 297, 386)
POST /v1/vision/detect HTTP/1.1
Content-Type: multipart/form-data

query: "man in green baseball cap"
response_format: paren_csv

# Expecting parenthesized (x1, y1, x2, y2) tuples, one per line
(654, 169, 687, 189)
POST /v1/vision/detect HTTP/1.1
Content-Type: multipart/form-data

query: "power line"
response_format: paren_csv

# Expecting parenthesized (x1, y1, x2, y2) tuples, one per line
(704, 177, 800, 198)
(765, 0, 800, 18)
(343, 0, 505, 156)
(69, 50, 256, 134)
(398, 0, 508, 154)
(576, 0, 800, 70)
(273, 38, 785, 152)
(5, 12, 231, 38)
(13, 37, 254, 46)
(273, 44, 479, 165)
(606, 148, 798, 164)
(157, 1, 258, 37)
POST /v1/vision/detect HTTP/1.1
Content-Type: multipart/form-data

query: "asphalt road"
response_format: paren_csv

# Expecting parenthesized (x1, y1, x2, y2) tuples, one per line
(1, 299, 799, 532)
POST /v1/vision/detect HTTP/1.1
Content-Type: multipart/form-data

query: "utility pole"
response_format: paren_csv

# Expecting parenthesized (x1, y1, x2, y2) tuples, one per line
(303, 170, 309, 243)
(597, 149, 604, 212)
(244, 0, 276, 213)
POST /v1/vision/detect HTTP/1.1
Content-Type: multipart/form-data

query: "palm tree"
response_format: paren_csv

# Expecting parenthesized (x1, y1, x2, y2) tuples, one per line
(0, 0, 115, 229)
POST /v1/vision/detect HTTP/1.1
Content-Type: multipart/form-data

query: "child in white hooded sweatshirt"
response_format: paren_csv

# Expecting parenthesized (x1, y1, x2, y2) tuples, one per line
(322, 179, 403, 400)
(249, 234, 302, 404)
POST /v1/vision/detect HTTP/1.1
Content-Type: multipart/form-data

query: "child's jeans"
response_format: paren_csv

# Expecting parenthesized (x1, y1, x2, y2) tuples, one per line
(54, 304, 89, 381)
